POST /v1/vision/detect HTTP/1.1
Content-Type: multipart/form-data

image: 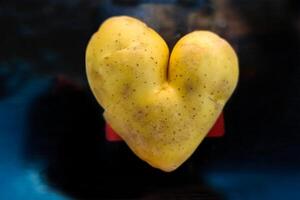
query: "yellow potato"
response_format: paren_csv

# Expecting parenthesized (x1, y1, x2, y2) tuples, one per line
(86, 16, 238, 172)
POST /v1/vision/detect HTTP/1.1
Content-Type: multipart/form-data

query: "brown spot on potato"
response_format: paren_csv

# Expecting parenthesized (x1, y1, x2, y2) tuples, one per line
(133, 109, 148, 121)
(122, 83, 132, 99)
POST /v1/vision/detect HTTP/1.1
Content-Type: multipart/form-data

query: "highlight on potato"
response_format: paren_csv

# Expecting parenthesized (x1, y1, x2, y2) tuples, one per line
(86, 16, 239, 172)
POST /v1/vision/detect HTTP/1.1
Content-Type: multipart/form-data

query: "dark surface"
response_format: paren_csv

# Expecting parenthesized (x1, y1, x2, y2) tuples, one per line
(1, 0, 300, 199)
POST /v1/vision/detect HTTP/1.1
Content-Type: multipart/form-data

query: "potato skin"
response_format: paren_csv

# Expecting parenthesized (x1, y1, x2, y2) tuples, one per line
(86, 16, 238, 172)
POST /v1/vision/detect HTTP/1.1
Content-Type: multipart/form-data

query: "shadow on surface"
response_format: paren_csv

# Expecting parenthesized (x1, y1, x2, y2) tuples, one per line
(24, 76, 222, 199)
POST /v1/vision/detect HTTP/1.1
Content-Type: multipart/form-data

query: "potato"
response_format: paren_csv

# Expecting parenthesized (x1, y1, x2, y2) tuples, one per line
(86, 16, 238, 172)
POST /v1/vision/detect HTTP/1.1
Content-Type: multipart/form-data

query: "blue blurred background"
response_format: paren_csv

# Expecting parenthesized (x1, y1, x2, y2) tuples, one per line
(1, 0, 300, 199)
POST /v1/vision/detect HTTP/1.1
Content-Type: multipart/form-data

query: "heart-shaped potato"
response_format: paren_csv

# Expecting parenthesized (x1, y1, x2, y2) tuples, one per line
(86, 16, 238, 172)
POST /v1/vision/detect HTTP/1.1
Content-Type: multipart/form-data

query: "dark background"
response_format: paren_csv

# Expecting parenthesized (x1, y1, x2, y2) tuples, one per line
(1, 0, 300, 199)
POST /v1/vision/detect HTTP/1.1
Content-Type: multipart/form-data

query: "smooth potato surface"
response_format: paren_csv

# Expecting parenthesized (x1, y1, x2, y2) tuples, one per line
(86, 16, 238, 172)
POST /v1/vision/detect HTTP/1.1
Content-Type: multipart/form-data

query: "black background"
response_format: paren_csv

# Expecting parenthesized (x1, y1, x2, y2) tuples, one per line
(1, 0, 300, 199)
